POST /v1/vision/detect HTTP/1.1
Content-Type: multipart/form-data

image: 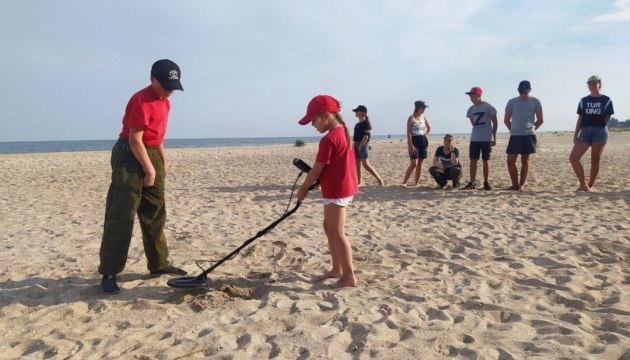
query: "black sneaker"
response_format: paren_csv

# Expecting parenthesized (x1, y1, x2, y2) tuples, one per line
(150, 264, 188, 277)
(483, 181, 493, 190)
(101, 275, 120, 294)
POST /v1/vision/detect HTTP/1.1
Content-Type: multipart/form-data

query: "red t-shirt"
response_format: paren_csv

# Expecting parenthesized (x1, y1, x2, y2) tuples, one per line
(119, 86, 170, 146)
(315, 126, 358, 199)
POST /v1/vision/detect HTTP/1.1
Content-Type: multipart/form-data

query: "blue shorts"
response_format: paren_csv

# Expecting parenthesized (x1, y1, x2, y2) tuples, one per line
(506, 135, 537, 155)
(577, 126, 608, 145)
(354, 141, 369, 159)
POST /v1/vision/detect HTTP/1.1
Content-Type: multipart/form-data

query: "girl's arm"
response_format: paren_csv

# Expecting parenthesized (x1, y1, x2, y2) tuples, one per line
(573, 116, 582, 144)
(425, 118, 431, 137)
(407, 117, 414, 151)
(359, 135, 369, 149)
(297, 162, 325, 201)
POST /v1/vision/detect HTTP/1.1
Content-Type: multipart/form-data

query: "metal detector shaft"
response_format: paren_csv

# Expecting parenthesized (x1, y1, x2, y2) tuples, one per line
(193, 200, 302, 280)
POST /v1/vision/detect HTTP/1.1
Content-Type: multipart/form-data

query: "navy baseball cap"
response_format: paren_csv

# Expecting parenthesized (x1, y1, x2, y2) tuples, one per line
(151, 59, 184, 91)
(352, 105, 368, 113)
(518, 80, 531, 91)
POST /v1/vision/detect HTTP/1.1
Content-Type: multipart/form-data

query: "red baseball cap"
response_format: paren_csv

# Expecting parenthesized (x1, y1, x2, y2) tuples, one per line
(465, 87, 483, 95)
(298, 95, 341, 125)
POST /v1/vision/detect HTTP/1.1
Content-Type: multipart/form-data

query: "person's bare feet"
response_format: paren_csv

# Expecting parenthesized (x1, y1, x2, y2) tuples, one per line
(507, 186, 519, 191)
(315, 271, 341, 282)
(377, 178, 385, 186)
(518, 185, 526, 192)
(401, 182, 418, 188)
(330, 276, 357, 289)
(576, 185, 590, 192)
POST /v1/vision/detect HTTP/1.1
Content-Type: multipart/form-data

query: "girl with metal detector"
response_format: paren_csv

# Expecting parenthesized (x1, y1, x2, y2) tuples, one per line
(297, 95, 359, 289)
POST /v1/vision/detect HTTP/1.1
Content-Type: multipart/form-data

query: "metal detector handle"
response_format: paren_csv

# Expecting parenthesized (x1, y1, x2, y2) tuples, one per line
(293, 158, 320, 190)
(292, 158, 312, 173)
(193, 201, 301, 280)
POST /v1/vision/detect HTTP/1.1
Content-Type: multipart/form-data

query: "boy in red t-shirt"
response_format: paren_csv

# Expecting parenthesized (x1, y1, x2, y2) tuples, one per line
(98, 59, 187, 294)
(297, 95, 359, 289)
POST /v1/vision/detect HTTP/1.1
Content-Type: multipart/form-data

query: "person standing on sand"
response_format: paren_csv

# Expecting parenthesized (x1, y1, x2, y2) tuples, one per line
(352, 105, 384, 186)
(463, 87, 497, 190)
(569, 75, 614, 192)
(504, 80, 544, 192)
(98, 60, 187, 294)
(297, 95, 359, 289)
(401, 100, 431, 187)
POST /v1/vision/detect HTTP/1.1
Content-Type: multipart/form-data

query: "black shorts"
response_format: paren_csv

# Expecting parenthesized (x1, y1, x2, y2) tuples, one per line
(409, 135, 428, 159)
(469, 141, 492, 160)
(506, 135, 537, 155)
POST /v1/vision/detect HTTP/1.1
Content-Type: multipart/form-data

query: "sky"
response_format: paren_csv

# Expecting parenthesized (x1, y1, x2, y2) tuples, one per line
(1, 0, 629, 142)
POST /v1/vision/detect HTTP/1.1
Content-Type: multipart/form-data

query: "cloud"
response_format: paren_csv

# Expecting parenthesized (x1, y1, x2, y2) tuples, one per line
(594, 0, 630, 22)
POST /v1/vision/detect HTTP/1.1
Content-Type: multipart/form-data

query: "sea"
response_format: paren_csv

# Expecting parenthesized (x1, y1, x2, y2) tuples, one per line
(0, 134, 461, 155)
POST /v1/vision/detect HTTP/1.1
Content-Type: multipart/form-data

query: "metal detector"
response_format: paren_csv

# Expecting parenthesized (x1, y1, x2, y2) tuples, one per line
(167, 158, 318, 289)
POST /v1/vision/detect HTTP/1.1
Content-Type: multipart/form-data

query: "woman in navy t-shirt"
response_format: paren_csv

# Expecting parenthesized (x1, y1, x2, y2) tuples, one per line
(352, 105, 384, 186)
(569, 75, 614, 192)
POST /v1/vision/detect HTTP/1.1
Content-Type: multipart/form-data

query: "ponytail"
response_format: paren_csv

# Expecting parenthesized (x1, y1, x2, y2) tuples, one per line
(364, 115, 373, 131)
(334, 113, 353, 149)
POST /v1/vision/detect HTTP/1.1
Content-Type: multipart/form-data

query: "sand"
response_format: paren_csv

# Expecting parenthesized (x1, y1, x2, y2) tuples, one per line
(0, 132, 629, 359)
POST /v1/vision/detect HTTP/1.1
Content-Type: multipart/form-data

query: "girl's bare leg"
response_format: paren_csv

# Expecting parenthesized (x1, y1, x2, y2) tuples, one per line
(361, 159, 384, 185)
(569, 143, 591, 191)
(402, 159, 417, 186)
(323, 204, 356, 288)
(413, 159, 424, 185)
(588, 143, 606, 189)
(315, 217, 342, 281)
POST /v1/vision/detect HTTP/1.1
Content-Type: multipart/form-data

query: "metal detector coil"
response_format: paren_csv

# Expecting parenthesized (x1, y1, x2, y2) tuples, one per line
(167, 158, 315, 289)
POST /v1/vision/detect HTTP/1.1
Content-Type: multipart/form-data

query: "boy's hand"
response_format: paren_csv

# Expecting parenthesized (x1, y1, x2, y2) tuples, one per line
(143, 167, 156, 187)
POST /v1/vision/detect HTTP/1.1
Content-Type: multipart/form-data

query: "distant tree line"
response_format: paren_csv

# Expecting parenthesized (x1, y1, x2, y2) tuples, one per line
(609, 118, 630, 128)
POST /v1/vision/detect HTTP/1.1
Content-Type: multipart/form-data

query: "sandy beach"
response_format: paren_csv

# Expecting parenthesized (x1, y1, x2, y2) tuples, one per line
(1, 131, 629, 359)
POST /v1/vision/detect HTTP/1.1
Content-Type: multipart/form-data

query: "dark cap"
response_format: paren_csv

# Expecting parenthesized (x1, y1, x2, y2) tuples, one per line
(518, 80, 531, 91)
(151, 59, 184, 91)
(352, 105, 368, 113)
(414, 100, 429, 109)
(465, 87, 483, 95)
